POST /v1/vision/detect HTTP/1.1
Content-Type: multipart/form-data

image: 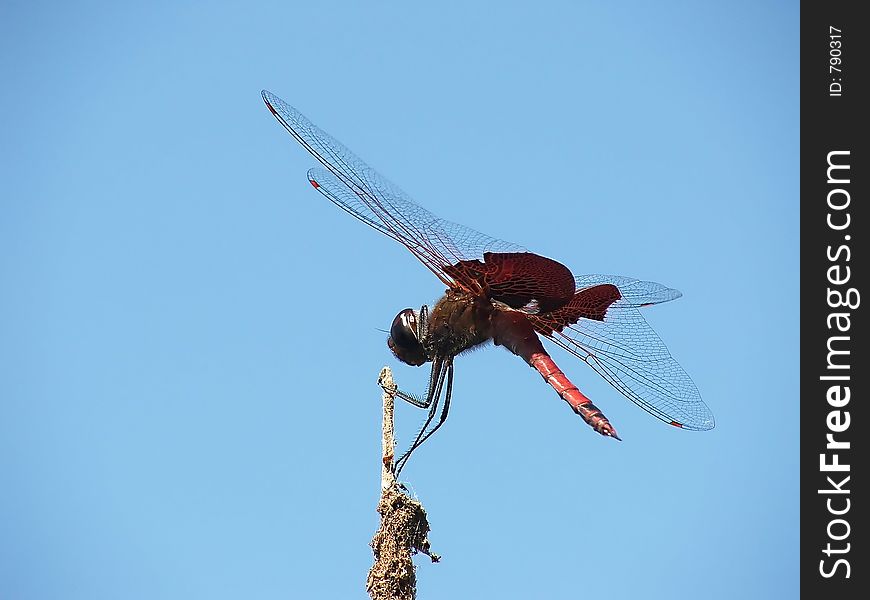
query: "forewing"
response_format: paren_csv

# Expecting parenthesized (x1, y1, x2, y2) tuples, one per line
(529, 275, 714, 430)
(263, 90, 524, 288)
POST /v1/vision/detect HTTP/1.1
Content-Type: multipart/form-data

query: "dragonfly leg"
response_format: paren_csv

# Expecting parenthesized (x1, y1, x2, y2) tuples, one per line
(395, 362, 453, 475)
(386, 387, 430, 409)
(394, 358, 452, 475)
(379, 356, 444, 409)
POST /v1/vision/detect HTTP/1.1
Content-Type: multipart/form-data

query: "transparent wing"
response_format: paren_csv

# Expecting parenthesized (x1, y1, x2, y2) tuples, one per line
(263, 90, 524, 288)
(528, 275, 714, 430)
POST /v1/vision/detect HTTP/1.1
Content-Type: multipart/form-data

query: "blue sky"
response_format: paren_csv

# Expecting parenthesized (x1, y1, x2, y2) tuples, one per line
(1, 1, 798, 598)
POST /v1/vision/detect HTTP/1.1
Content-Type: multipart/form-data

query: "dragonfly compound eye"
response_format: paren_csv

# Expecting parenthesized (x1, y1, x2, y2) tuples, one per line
(388, 309, 426, 366)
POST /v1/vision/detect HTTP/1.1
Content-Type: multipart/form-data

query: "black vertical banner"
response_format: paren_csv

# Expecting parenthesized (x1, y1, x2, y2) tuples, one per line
(802, 2, 867, 596)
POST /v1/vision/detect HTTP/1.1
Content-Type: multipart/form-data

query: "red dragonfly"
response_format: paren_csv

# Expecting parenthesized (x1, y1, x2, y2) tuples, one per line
(263, 90, 714, 472)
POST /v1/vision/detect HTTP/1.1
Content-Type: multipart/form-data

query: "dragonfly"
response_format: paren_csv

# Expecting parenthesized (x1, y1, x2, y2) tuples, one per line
(262, 90, 714, 473)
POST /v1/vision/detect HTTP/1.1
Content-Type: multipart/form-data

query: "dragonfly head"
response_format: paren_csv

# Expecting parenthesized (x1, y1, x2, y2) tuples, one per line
(388, 308, 427, 366)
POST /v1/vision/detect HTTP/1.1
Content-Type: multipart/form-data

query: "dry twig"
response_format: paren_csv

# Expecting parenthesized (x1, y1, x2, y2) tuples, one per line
(366, 367, 439, 600)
